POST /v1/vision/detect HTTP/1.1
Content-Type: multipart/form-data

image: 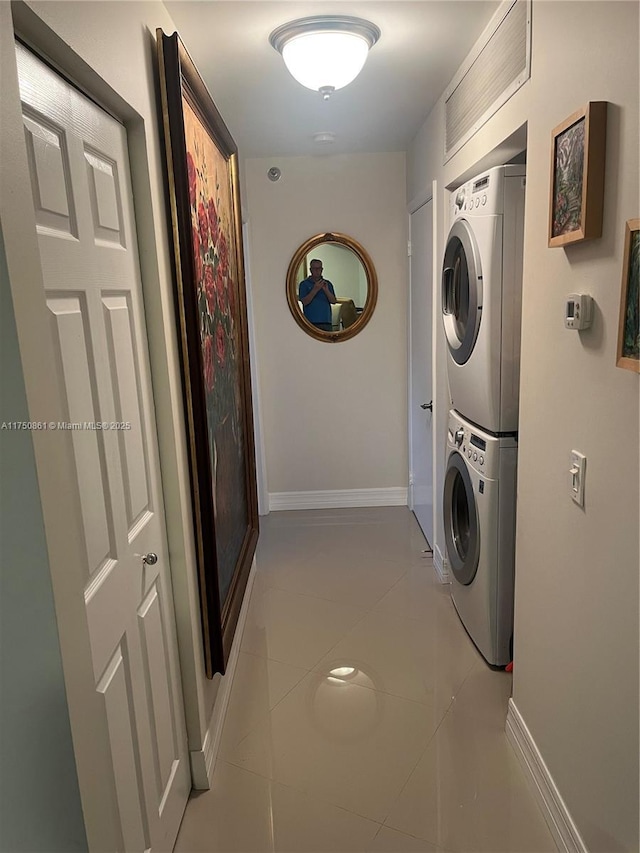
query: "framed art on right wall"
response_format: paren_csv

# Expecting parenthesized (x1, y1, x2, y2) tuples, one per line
(548, 101, 607, 248)
(616, 218, 640, 372)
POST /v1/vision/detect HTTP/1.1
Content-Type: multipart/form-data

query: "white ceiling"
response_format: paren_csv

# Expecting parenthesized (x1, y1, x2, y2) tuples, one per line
(163, 1, 500, 158)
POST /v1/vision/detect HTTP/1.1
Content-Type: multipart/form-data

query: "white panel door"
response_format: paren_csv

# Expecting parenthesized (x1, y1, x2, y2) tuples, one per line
(16, 44, 190, 852)
(409, 199, 434, 546)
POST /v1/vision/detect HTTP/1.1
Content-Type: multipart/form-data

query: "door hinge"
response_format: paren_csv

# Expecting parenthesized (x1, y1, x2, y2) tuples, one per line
(407, 240, 412, 256)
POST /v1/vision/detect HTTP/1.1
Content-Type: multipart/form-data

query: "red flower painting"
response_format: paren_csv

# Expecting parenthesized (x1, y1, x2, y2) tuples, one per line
(186, 127, 240, 436)
(187, 151, 197, 207)
(182, 93, 248, 617)
(203, 334, 215, 392)
(158, 30, 258, 680)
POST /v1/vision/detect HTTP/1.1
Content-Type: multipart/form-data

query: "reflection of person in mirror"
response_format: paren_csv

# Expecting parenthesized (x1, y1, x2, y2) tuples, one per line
(299, 259, 337, 331)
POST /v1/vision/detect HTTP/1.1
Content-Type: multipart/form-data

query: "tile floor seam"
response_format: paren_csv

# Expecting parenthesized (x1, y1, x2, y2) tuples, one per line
(288, 603, 382, 667)
(236, 647, 316, 673)
(254, 566, 414, 603)
(217, 756, 388, 831)
(371, 822, 457, 853)
(377, 696, 456, 835)
(254, 583, 374, 612)
(374, 659, 491, 834)
(367, 567, 412, 602)
(234, 646, 312, 686)
(240, 647, 332, 678)
(221, 679, 312, 746)
(256, 583, 386, 611)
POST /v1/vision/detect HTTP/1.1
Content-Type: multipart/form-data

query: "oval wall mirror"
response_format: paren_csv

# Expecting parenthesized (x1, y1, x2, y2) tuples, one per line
(286, 232, 378, 342)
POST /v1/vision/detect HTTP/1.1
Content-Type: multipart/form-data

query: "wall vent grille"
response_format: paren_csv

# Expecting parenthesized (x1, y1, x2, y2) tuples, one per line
(444, 0, 531, 161)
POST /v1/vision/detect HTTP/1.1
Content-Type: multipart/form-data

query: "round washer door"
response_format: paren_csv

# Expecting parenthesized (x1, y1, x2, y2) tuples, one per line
(443, 451, 480, 585)
(442, 219, 483, 365)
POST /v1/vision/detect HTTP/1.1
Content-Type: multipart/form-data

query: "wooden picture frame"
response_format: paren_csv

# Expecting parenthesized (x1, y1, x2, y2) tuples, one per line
(548, 102, 607, 248)
(156, 30, 258, 677)
(616, 219, 640, 372)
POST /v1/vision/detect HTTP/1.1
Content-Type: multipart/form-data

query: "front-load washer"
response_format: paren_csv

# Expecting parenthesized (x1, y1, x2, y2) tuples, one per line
(443, 409, 517, 666)
(442, 165, 525, 434)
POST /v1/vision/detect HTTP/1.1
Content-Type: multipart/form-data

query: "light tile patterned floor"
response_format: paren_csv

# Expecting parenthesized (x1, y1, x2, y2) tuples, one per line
(174, 507, 557, 853)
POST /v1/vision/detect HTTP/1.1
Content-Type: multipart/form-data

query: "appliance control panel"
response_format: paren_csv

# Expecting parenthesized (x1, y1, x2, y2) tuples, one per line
(451, 185, 488, 218)
(447, 412, 495, 476)
(450, 164, 526, 221)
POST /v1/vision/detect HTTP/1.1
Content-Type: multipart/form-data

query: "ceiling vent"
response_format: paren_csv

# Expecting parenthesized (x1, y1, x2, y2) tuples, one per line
(444, 0, 531, 161)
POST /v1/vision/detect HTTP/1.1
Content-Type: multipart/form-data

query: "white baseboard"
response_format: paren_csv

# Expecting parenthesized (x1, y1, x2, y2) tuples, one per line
(269, 487, 408, 511)
(189, 558, 257, 790)
(189, 725, 215, 790)
(433, 544, 450, 583)
(506, 699, 585, 852)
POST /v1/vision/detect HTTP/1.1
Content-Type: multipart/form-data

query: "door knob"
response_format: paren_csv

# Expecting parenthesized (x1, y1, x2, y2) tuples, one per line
(420, 401, 433, 411)
(142, 552, 158, 565)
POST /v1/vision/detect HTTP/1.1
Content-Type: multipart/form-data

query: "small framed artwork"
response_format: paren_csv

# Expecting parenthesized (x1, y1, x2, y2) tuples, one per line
(548, 101, 608, 247)
(616, 219, 640, 372)
(156, 30, 259, 676)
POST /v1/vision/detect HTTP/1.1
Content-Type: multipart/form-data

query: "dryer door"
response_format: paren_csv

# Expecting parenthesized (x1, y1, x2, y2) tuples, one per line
(443, 451, 480, 584)
(442, 219, 483, 365)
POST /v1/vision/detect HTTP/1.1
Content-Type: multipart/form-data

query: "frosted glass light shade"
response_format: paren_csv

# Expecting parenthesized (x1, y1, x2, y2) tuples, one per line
(282, 32, 369, 92)
(270, 16, 380, 98)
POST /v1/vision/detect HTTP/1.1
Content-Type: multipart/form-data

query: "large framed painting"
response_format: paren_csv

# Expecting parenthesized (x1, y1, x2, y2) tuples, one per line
(548, 102, 607, 248)
(616, 219, 640, 372)
(156, 30, 258, 677)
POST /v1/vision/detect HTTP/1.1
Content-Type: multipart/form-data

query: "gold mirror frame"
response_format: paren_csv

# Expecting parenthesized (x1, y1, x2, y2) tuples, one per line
(286, 232, 378, 343)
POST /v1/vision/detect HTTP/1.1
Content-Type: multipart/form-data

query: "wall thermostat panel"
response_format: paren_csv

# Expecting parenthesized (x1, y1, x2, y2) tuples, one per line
(565, 294, 593, 329)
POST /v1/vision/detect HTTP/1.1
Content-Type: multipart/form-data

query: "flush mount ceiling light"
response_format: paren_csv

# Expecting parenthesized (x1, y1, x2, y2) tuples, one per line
(312, 131, 336, 144)
(269, 16, 381, 100)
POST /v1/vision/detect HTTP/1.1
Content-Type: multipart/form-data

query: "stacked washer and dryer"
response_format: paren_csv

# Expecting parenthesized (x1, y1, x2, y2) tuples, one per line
(441, 165, 525, 667)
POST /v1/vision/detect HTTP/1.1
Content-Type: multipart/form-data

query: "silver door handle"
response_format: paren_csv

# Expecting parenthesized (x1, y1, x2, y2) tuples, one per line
(142, 552, 158, 565)
(420, 401, 433, 411)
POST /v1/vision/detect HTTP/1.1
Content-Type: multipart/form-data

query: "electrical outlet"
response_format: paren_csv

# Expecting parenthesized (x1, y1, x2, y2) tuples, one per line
(570, 450, 586, 507)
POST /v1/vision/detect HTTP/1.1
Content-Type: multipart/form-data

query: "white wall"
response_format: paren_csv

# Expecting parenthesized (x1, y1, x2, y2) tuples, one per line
(1, 0, 225, 822)
(245, 153, 408, 498)
(408, 2, 639, 849)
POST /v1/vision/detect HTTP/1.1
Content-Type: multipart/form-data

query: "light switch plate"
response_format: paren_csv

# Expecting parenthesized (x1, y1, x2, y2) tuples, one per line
(570, 450, 586, 507)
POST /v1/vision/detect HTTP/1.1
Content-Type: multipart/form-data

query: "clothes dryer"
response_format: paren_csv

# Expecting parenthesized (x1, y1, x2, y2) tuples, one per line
(443, 409, 517, 666)
(442, 165, 525, 434)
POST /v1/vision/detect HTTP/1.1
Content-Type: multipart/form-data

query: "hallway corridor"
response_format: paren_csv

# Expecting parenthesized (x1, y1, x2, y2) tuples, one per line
(174, 507, 556, 852)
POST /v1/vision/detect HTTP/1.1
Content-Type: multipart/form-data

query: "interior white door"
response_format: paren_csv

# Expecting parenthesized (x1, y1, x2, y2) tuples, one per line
(16, 44, 190, 851)
(409, 199, 434, 546)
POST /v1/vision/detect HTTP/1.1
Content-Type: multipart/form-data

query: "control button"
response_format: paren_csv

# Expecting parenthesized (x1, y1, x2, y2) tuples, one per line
(473, 451, 478, 461)
(479, 455, 484, 464)
(468, 449, 472, 458)
(481, 195, 487, 206)
(475, 198, 480, 208)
